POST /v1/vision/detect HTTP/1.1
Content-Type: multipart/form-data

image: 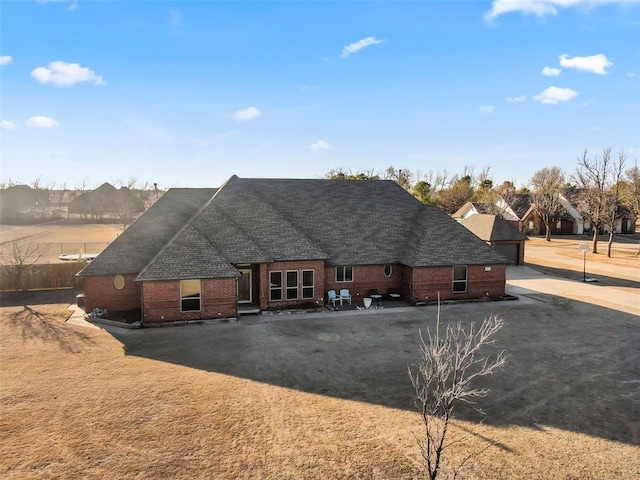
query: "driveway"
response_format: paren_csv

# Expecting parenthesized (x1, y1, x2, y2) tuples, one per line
(111, 266, 640, 446)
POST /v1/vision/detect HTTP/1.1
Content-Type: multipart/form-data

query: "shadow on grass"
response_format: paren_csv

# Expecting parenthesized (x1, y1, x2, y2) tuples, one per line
(111, 296, 640, 446)
(5, 304, 96, 354)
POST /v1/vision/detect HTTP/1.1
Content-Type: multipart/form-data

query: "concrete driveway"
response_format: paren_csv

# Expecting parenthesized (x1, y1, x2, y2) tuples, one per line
(110, 266, 640, 446)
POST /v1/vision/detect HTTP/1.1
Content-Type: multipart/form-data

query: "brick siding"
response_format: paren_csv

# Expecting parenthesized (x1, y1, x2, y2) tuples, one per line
(262, 260, 326, 309)
(411, 264, 506, 302)
(142, 277, 237, 323)
(84, 273, 141, 312)
(324, 263, 403, 304)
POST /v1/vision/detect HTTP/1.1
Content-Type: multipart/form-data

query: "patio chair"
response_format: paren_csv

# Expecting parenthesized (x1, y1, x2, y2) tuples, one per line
(339, 289, 352, 305)
(387, 288, 401, 300)
(327, 290, 341, 306)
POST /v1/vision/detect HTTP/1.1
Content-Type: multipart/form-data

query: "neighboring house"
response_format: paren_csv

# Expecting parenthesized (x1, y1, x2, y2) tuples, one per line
(78, 176, 510, 324)
(0, 185, 51, 222)
(505, 193, 584, 236)
(68, 182, 145, 219)
(460, 214, 528, 265)
(453, 199, 520, 230)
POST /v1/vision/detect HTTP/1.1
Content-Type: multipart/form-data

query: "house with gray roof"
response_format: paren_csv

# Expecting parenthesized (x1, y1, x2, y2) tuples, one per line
(79, 176, 509, 324)
(460, 214, 528, 265)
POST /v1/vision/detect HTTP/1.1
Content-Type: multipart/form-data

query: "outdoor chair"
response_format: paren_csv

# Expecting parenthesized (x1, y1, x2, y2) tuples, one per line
(327, 290, 341, 306)
(339, 289, 352, 305)
(387, 288, 401, 300)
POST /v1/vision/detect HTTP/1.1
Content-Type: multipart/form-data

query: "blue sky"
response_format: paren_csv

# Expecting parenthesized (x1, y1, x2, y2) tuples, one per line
(1, 0, 639, 189)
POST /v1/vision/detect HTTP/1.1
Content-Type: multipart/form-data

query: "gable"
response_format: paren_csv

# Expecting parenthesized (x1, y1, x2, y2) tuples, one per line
(78, 188, 216, 276)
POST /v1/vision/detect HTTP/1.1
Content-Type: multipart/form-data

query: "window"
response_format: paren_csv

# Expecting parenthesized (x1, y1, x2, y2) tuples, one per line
(336, 266, 353, 282)
(180, 279, 201, 312)
(383, 264, 393, 277)
(286, 271, 298, 300)
(113, 274, 125, 290)
(452, 266, 468, 293)
(270, 271, 282, 301)
(302, 270, 314, 299)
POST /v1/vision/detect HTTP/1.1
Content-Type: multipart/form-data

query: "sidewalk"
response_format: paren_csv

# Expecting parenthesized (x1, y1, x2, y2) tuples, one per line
(506, 266, 640, 316)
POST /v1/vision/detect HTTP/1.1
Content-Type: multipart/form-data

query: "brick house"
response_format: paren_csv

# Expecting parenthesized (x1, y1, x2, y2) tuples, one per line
(78, 176, 509, 324)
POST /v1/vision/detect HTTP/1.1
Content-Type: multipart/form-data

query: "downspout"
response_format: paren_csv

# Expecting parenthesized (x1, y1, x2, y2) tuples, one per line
(140, 281, 144, 326)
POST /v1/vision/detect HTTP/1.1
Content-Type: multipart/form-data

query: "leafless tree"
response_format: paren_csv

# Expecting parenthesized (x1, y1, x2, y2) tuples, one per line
(0, 239, 48, 290)
(622, 161, 640, 242)
(409, 305, 508, 480)
(529, 167, 565, 241)
(384, 166, 415, 191)
(574, 148, 626, 255)
(438, 174, 474, 214)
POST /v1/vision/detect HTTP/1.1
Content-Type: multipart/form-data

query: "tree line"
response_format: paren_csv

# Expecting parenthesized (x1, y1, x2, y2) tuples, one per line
(325, 148, 639, 256)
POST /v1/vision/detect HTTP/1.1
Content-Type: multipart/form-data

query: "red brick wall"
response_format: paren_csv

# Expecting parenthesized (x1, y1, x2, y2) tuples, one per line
(142, 277, 237, 323)
(324, 264, 403, 304)
(84, 274, 141, 312)
(262, 260, 325, 309)
(411, 264, 506, 302)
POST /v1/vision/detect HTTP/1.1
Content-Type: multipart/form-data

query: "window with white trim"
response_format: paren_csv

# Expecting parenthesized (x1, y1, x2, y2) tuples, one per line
(270, 271, 283, 301)
(452, 266, 468, 293)
(302, 270, 314, 299)
(286, 271, 298, 300)
(336, 266, 353, 282)
(383, 264, 392, 277)
(180, 279, 201, 312)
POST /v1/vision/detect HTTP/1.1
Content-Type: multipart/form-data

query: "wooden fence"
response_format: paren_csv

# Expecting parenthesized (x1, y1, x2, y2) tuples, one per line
(0, 262, 86, 291)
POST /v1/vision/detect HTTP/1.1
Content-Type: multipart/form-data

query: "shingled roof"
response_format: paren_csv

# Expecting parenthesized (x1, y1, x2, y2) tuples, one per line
(81, 176, 508, 280)
(78, 188, 216, 276)
(461, 214, 528, 243)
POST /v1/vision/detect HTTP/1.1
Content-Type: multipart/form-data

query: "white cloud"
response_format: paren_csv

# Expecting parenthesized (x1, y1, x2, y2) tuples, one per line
(308, 140, 331, 151)
(31, 61, 105, 86)
(479, 105, 495, 114)
(229, 106, 262, 121)
(341, 37, 384, 58)
(559, 53, 613, 75)
(485, 0, 640, 20)
(0, 56, 12, 67)
(1, 120, 17, 130)
(507, 95, 527, 103)
(534, 86, 579, 104)
(26, 116, 59, 128)
(543, 66, 561, 76)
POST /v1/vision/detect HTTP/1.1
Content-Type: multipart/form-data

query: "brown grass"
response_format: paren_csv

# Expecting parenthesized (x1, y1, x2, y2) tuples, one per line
(1, 303, 639, 479)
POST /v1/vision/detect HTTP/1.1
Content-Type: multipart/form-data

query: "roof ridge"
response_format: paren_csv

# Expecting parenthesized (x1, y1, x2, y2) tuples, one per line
(133, 188, 218, 280)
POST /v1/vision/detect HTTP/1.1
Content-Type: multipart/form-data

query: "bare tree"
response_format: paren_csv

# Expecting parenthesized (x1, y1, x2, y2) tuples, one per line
(384, 166, 415, 191)
(529, 167, 565, 241)
(574, 148, 626, 255)
(621, 161, 640, 239)
(438, 175, 474, 214)
(0, 239, 47, 290)
(409, 305, 508, 480)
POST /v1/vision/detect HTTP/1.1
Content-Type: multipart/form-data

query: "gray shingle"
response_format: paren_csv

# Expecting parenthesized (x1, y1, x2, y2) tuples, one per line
(461, 214, 529, 242)
(78, 188, 216, 276)
(81, 176, 509, 281)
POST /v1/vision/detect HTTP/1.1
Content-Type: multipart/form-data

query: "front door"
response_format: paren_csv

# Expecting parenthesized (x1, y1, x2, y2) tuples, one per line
(238, 269, 252, 303)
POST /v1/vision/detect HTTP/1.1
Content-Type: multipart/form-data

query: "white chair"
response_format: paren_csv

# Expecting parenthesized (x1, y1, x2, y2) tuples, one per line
(339, 289, 352, 305)
(327, 290, 341, 306)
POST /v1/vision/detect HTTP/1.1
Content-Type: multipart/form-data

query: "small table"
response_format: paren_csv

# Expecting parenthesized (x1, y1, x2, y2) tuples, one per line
(370, 293, 383, 307)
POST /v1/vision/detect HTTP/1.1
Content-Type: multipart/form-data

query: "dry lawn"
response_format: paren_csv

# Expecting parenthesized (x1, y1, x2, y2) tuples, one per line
(1, 302, 639, 479)
(0, 224, 123, 264)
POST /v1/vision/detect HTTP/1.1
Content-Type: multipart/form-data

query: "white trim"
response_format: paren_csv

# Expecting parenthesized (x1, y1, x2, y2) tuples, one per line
(286, 270, 299, 300)
(302, 269, 314, 299)
(336, 266, 353, 283)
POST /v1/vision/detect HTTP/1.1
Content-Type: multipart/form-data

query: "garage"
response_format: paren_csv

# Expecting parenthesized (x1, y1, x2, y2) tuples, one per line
(495, 243, 520, 265)
(460, 214, 528, 266)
